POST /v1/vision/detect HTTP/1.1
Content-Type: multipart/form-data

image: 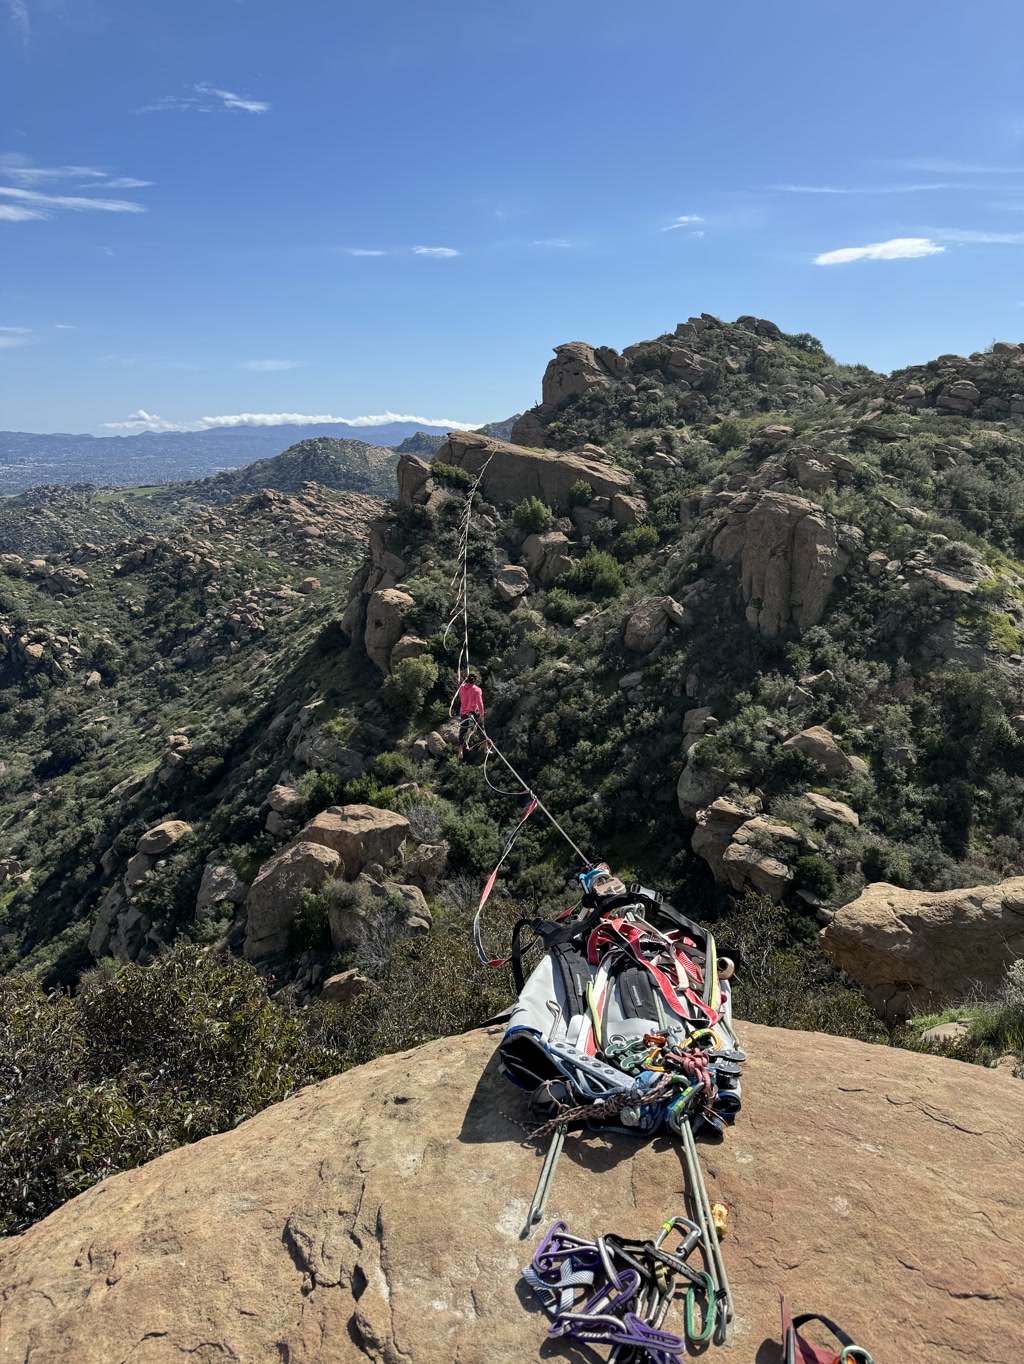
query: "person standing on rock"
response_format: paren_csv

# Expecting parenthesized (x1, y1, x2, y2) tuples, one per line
(458, 673, 485, 754)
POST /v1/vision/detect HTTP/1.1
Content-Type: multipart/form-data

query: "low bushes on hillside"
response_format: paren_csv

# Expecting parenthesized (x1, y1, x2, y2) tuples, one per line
(0, 946, 344, 1235)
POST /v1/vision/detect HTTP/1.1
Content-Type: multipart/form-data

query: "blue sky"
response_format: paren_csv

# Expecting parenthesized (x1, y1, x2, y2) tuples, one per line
(2, 0, 1024, 435)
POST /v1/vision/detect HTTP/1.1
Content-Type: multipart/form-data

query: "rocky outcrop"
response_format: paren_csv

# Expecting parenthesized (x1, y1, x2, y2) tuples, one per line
(3, 1024, 1022, 1364)
(721, 817, 800, 901)
(88, 883, 161, 964)
(136, 820, 192, 856)
(691, 797, 754, 880)
(510, 343, 625, 445)
(195, 863, 248, 920)
(676, 745, 729, 815)
(295, 804, 409, 879)
(521, 530, 572, 585)
(821, 877, 1024, 1018)
(327, 875, 432, 951)
(798, 791, 859, 828)
(395, 452, 433, 508)
(243, 841, 342, 959)
(782, 725, 868, 780)
(364, 588, 415, 674)
(494, 564, 530, 603)
(623, 595, 692, 652)
(435, 430, 631, 507)
(710, 491, 853, 636)
(318, 968, 370, 1007)
(402, 839, 450, 892)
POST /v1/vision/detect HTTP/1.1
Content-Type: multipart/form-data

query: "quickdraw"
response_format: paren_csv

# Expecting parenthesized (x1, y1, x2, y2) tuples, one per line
(523, 1216, 730, 1360)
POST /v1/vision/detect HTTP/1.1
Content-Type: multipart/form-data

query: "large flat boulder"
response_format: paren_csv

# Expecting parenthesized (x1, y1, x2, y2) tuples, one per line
(296, 804, 409, 878)
(436, 430, 631, 507)
(821, 877, 1024, 1018)
(1, 1025, 1021, 1363)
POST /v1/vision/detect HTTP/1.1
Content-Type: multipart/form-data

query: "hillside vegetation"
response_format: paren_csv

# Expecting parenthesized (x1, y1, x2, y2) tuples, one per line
(4, 312, 1024, 1228)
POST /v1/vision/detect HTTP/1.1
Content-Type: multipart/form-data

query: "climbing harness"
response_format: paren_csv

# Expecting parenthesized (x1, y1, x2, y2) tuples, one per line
(780, 1297, 875, 1364)
(523, 1216, 730, 1360)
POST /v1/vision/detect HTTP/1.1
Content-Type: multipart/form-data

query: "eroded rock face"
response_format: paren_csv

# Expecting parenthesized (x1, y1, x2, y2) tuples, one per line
(295, 804, 409, 879)
(364, 588, 415, 674)
(710, 491, 851, 636)
(2, 1025, 1021, 1364)
(623, 596, 692, 652)
(436, 431, 631, 507)
(395, 453, 432, 508)
(521, 530, 572, 585)
(195, 863, 248, 920)
(821, 877, 1024, 1018)
(676, 745, 729, 815)
(243, 841, 342, 960)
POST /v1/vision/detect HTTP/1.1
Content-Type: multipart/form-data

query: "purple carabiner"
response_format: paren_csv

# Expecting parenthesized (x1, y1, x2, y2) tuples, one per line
(533, 1222, 600, 1279)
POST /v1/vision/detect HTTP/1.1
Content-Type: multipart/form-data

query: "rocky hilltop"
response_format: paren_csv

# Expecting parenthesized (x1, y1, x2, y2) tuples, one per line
(2, 1023, 1021, 1363)
(3, 315, 1024, 1327)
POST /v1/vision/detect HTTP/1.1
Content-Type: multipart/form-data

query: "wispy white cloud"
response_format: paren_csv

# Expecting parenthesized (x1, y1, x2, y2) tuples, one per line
(775, 182, 958, 195)
(930, 228, 1024, 245)
(104, 409, 482, 434)
(0, 158, 153, 190)
(345, 247, 387, 256)
(141, 84, 270, 115)
(815, 236, 945, 265)
(0, 326, 33, 350)
(662, 215, 704, 231)
(239, 359, 300, 372)
(530, 238, 573, 248)
(5, 0, 29, 40)
(54, 323, 76, 330)
(902, 158, 1024, 174)
(104, 177, 154, 189)
(0, 203, 45, 221)
(413, 245, 459, 257)
(0, 185, 145, 214)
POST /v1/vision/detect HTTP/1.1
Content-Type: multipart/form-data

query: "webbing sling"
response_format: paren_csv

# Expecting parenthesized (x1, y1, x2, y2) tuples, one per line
(781, 1297, 875, 1364)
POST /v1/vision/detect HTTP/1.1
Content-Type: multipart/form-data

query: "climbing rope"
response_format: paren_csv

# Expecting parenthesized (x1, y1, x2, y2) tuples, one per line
(442, 454, 492, 693)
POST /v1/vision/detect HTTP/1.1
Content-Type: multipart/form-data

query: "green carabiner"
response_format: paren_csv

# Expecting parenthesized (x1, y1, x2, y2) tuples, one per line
(684, 1269, 716, 1344)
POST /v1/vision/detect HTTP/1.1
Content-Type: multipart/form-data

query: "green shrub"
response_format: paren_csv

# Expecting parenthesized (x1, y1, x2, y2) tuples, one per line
(512, 497, 554, 533)
(297, 769, 342, 817)
(373, 749, 413, 782)
(289, 887, 334, 952)
(0, 947, 344, 1234)
(795, 854, 837, 900)
(441, 813, 500, 872)
(614, 524, 659, 562)
(343, 774, 399, 809)
(565, 547, 624, 599)
(431, 462, 473, 489)
(568, 479, 593, 507)
(544, 588, 587, 625)
(381, 655, 439, 718)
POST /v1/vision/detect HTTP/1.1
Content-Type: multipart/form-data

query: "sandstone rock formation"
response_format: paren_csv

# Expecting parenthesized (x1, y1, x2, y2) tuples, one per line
(244, 841, 342, 959)
(783, 725, 868, 780)
(137, 820, 192, 856)
(295, 804, 409, 878)
(2, 1025, 1021, 1363)
(521, 530, 572, 585)
(821, 877, 1024, 1017)
(623, 595, 692, 652)
(676, 745, 729, 815)
(195, 863, 248, 920)
(494, 563, 530, 603)
(327, 875, 432, 951)
(710, 490, 852, 636)
(435, 430, 631, 507)
(363, 587, 415, 674)
(798, 791, 860, 828)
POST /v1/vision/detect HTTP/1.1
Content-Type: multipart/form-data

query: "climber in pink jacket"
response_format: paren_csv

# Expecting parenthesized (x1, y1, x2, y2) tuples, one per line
(458, 673, 485, 752)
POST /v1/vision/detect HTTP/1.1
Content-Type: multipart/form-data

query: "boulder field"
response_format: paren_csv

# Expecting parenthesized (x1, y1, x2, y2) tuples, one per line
(1, 1025, 1021, 1363)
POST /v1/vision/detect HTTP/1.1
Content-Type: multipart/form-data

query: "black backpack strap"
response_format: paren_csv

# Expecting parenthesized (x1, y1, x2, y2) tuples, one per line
(550, 944, 592, 1018)
(791, 1313, 858, 1348)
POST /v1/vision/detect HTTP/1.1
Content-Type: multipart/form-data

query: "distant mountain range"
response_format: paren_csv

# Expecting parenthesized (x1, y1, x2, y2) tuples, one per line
(0, 420, 469, 497)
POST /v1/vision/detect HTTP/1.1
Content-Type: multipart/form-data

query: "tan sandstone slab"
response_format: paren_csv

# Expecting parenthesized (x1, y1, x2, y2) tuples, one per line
(0, 1024, 1021, 1364)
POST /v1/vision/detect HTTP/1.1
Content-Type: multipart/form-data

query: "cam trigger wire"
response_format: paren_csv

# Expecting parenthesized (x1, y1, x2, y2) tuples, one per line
(442, 453, 493, 699)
